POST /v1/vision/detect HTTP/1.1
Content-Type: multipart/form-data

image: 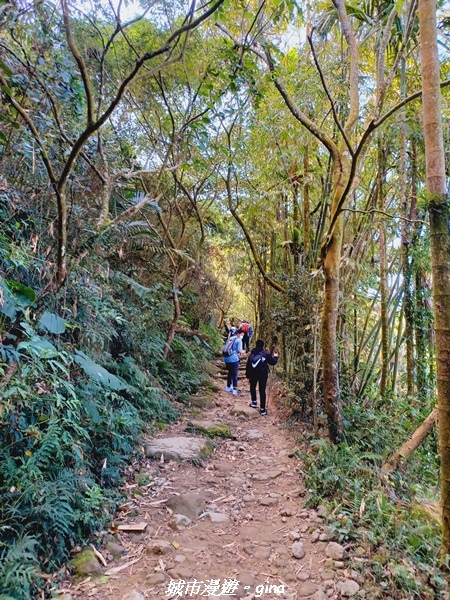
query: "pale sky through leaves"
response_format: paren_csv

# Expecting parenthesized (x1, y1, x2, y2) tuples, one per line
(74, 0, 144, 21)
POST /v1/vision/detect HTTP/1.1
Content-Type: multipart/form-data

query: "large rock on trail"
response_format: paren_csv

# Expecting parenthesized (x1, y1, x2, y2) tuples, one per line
(337, 579, 360, 597)
(122, 592, 145, 600)
(144, 436, 212, 461)
(230, 404, 260, 419)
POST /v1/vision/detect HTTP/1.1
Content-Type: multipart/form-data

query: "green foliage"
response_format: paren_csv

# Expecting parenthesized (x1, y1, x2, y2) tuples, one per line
(158, 336, 212, 401)
(0, 290, 208, 596)
(301, 398, 442, 598)
(0, 203, 215, 598)
(198, 323, 223, 353)
(0, 277, 36, 320)
(74, 350, 128, 390)
(38, 311, 67, 335)
(0, 536, 42, 600)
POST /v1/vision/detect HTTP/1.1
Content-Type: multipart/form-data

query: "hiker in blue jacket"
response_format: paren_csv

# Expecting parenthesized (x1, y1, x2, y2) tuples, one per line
(224, 328, 245, 396)
(245, 339, 278, 416)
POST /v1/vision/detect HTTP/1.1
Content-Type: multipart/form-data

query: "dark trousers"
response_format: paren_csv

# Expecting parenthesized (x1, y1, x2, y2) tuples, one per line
(249, 373, 269, 409)
(243, 333, 250, 351)
(226, 361, 239, 388)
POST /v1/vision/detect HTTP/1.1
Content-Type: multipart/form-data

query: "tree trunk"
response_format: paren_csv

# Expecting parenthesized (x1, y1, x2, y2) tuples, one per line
(322, 225, 344, 444)
(97, 180, 112, 227)
(313, 305, 320, 437)
(163, 287, 181, 359)
(378, 135, 389, 399)
(321, 159, 348, 443)
(418, 0, 450, 560)
(391, 310, 403, 393)
(415, 271, 429, 396)
(56, 190, 68, 288)
(282, 196, 293, 276)
(292, 180, 300, 266)
(303, 143, 310, 261)
(400, 57, 415, 397)
(382, 408, 438, 472)
(353, 300, 358, 384)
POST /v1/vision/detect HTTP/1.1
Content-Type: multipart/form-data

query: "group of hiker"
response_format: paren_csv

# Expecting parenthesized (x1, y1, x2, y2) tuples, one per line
(222, 320, 278, 417)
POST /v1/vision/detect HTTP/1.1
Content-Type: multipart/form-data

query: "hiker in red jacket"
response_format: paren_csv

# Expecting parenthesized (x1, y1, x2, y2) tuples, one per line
(241, 320, 253, 352)
(245, 339, 278, 416)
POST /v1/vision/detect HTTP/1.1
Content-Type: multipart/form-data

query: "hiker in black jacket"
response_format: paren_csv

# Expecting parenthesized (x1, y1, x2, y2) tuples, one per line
(245, 339, 278, 416)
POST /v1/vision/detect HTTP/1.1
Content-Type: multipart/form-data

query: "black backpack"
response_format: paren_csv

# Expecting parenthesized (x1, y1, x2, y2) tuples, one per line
(251, 351, 266, 370)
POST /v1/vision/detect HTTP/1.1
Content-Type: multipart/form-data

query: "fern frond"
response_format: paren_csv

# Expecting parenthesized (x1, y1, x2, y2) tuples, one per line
(0, 535, 41, 600)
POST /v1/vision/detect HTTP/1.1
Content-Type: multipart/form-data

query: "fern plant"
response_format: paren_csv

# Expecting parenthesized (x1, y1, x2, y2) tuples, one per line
(0, 536, 42, 600)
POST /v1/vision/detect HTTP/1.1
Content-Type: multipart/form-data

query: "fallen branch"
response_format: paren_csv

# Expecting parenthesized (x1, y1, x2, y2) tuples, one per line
(104, 556, 142, 575)
(381, 407, 437, 472)
(174, 325, 209, 339)
(89, 544, 107, 567)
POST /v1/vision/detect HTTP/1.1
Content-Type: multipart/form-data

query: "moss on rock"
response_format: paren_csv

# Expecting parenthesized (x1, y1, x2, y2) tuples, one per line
(69, 547, 103, 577)
(186, 420, 231, 438)
(188, 394, 215, 410)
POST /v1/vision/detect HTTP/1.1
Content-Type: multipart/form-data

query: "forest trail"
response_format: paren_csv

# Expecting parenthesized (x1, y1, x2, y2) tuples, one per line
(63, 362, 362, 600)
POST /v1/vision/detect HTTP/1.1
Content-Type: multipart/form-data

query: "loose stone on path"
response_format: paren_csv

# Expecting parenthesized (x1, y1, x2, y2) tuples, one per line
(166, 491, 205, 520)
(121, 592, 144, 600)
(230, 404, 260, 419)
(298, 581, 318, 597)
(325, 541, 347, 560)
(292, 541, 306, 559)
(168, 513, 191, 530)
(146, 539, 173, 555)
(202, 511, 230, 523)
(337, 579, 360, 596)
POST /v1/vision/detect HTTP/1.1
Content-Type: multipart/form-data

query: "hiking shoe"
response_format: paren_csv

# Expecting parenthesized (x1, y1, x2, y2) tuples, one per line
(225, 386, 233, 392)
(249, 402, 257, 408)
(260, 408, 267, 416)
(232, 389, 239, 396)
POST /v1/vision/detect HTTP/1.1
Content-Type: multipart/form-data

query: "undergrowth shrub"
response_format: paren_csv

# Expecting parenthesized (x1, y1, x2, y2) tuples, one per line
(159, 336, 212, 401)
(300, 398, 443, 599)
(0, 536, 42, 600)
(0, 264, 215, 598)
(0, 152, 227, 599)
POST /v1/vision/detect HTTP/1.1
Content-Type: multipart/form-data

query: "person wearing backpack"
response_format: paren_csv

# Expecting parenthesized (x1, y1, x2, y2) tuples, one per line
(247, 322, 253, 350)
(245, 339, 278, 416)
(241, 320, 252, 352)
(223, 328, 245, 396)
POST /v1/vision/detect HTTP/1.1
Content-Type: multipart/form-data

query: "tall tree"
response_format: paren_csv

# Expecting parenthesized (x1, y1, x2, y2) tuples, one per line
(0, 0, 224, 290)
(418, 0, 450, 560)
(217, 0, 450, 441)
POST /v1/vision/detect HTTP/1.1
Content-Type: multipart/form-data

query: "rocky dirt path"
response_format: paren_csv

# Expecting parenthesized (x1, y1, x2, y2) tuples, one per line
(61, 361, 363, 600)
